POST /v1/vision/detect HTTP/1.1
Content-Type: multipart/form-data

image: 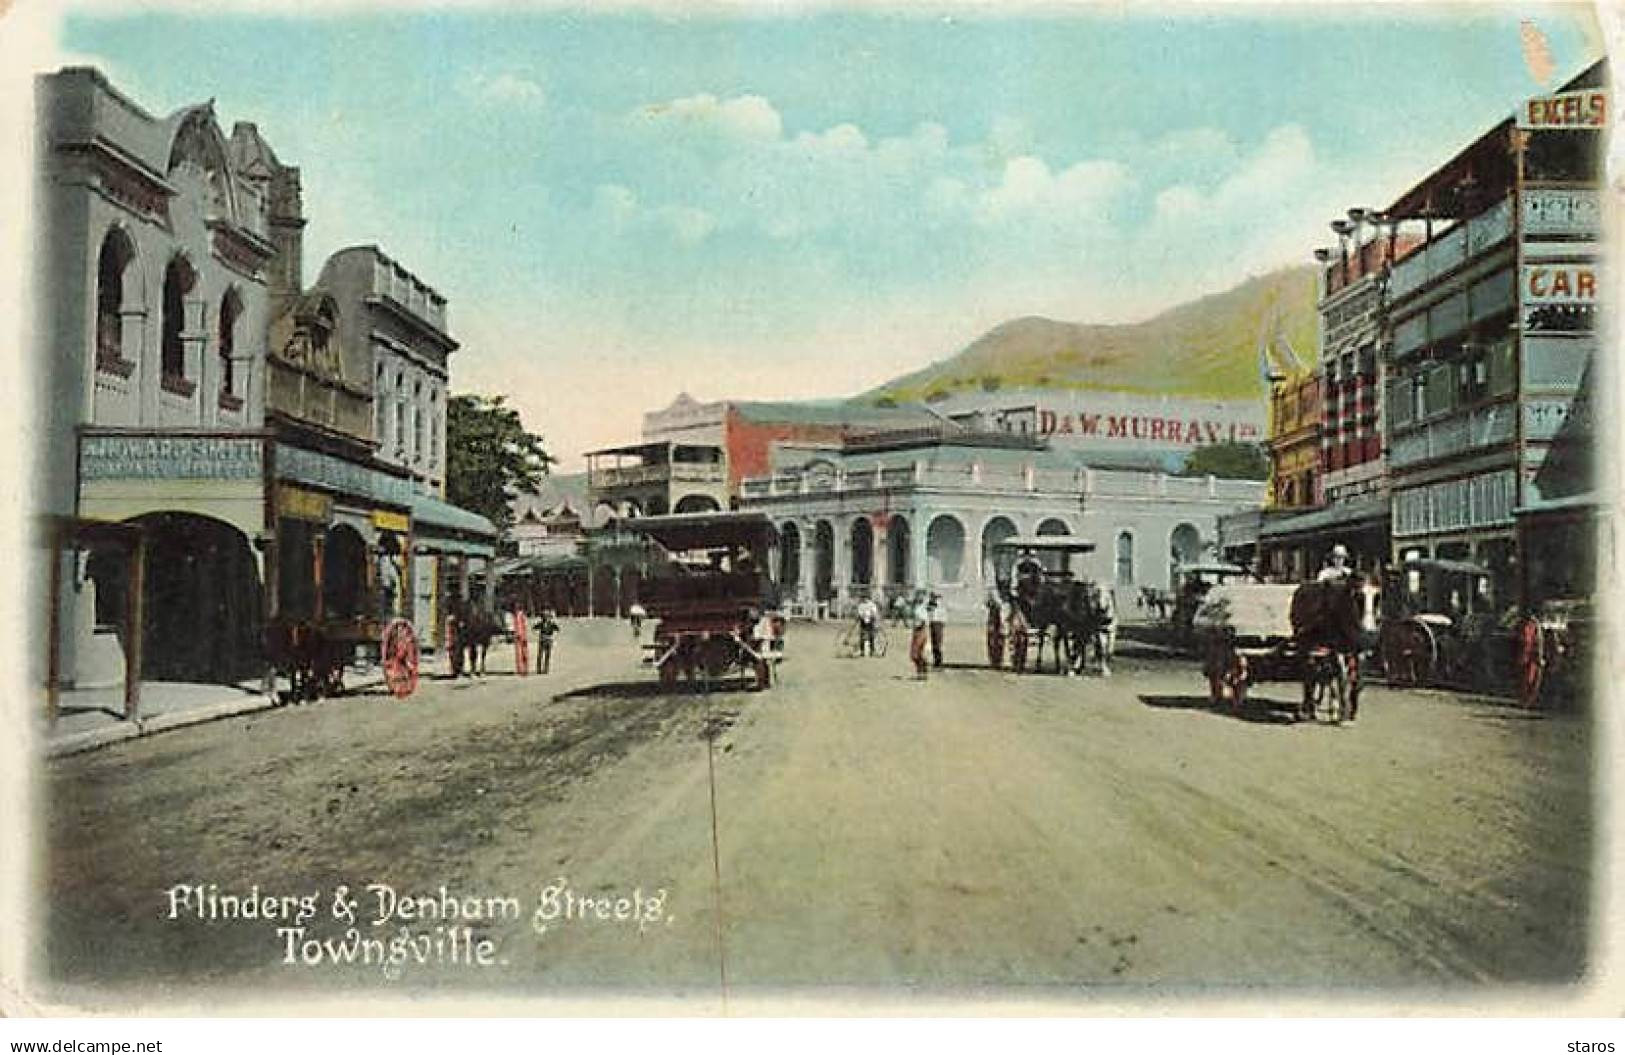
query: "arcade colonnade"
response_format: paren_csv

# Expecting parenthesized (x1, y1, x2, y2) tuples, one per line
(767, 500, 1214, 621)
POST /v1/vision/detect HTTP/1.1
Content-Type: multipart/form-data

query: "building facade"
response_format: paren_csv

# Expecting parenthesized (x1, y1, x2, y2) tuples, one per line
(36, 68, 280, 689)
(584, 440, 730, 517)
(1256, 367, 1323, 580)
(739, 431, 1264, 620)
(1380, 62, 1604, 607)
(35, 67, 494, 700)
(309, 245, 492, 645)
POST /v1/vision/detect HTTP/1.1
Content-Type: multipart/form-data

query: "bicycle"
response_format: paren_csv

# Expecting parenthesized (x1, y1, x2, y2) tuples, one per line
(835, 621, 889, 658)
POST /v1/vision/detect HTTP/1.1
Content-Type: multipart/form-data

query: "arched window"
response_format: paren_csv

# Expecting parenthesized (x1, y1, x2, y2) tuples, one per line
(218, 288, 242, 400)
(161, 256, 196, 384)
(1115, 531, 1135, 586)
(96, 230, 135, 370)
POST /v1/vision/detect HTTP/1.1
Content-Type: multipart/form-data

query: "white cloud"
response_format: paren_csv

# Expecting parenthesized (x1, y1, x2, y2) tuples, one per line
(790, 122, 869, 157)
(632, 92, 783, 143)
(463, 71, 545, 107)
(975, 155, 1133, 226)
(1152, 123, 1314, 226)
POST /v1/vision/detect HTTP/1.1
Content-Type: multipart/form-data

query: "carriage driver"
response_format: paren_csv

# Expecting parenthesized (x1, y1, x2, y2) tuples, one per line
(1316, 543, 1353, 583)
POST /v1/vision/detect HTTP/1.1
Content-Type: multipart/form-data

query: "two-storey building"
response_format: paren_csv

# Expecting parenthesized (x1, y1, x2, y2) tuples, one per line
(36, 67, 280, 695)
(1256, 363, 1323, 580)
(310, 246, 494, 645)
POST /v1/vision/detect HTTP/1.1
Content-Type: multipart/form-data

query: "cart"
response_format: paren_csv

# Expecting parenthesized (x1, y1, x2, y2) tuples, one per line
(264, 526, 421, 702)
(1195, 581, 1358, 722)
(624, 512, 783, 691)
(991, 536, 1107, 675)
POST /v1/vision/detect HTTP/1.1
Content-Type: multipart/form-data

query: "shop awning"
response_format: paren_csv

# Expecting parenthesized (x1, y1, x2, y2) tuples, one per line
(411, 493, 498, 540)
(1258, 496, 1389, 542)
(1514, 492, 1604, 517)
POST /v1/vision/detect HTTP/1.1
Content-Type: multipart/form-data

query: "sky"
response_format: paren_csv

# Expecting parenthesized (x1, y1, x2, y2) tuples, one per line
(48, 2, 1604, 469)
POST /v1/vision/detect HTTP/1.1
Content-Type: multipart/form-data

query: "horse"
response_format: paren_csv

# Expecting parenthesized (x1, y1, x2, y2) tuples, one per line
(453, 602, 501, 677)
(1289, 577, 1363, 722)
(1013, 576, 1113, 677)
(1072, 581, 1117, 677)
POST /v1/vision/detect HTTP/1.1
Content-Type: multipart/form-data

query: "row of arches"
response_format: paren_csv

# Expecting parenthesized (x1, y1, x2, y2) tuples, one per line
(774, 512, 1206, 602)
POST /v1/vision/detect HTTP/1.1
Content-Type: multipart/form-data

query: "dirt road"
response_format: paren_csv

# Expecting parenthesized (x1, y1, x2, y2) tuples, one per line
(39, 619, 1592, 1008)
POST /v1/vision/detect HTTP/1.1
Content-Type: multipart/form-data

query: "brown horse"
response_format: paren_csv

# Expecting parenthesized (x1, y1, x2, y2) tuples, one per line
(1290, 578, 1363, 722)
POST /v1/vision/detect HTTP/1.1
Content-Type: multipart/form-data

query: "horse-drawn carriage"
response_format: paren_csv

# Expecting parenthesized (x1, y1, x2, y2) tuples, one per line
(989, 536, 1115, 676)
(1378, 556, 1589, 707)
(1171, 560, 1255, 646)
(625, 512, 784, 691)
(259, 521, 424, 702)
(1195, 578, 1362, 722)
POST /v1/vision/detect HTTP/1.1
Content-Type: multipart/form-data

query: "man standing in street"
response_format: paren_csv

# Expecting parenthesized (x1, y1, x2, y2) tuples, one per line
(855, 594, 880, 657)
(927, 592, 946, 668)
(908, 591, 931, 680)
(533, 608, 559, 675)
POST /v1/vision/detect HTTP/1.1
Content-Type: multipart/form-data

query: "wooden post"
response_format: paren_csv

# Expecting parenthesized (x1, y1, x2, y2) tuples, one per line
(312, 531, 327, 622)
(45, 525, 63, 726)
(125, 534, 145, 722)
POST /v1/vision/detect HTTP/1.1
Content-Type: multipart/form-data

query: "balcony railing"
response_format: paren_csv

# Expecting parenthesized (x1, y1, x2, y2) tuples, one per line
(1390, 195, 1515, 303)
(589, 461, 725, 489)
(1389, 402, 1516, 470)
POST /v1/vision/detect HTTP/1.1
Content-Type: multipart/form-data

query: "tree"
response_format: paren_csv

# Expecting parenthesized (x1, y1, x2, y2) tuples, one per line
(1179, 441, 1269, 480)
(445, 394, 555, 533)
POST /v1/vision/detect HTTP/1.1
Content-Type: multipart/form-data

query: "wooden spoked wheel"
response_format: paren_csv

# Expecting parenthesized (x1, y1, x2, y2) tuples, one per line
(381, 618, 420, 699)
(1382, 620, 1435, 688)
(1516, 616, 1545, 708)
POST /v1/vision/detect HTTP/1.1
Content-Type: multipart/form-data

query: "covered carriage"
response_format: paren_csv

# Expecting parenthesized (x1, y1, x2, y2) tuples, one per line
(1378, 556, 1584, 707)
(989, 536, 1113, 675)
(624, 512, 784, 690)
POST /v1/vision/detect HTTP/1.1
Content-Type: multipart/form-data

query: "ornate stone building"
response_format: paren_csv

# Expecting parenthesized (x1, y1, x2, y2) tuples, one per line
(739, 429, 1264, 620)
(36, 67, 280, 691)
(35, 66, 493, 703)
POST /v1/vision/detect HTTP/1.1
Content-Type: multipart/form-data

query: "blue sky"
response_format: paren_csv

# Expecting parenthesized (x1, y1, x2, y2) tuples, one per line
(54, 4, 1602, 467)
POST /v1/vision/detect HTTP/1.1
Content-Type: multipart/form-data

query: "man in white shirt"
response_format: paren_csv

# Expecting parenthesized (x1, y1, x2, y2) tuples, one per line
(854, 595, 880, 656)
(1316, 543, 1353, 583)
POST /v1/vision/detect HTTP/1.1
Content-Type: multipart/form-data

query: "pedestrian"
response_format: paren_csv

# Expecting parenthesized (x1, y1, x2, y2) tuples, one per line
(512, 604, 530, 676)
(854, 594, 880, 657)
(986, 593, 1007, 668)
(533, 608, 559, 675)
(1008, 599, 1030, 673)
(629, 601, 647, 640)
(927, 592, 946, 668)
(447, 601, 465, 679)
(908, 591, 931, 680)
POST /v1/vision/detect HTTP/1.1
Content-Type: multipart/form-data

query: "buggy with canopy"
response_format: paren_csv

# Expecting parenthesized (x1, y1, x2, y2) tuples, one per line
(623, 511, 784, 690)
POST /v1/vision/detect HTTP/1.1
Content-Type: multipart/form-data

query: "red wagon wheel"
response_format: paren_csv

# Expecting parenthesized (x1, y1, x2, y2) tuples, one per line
(381, 618, 420, 699)
(1516, 616, 1545, 709)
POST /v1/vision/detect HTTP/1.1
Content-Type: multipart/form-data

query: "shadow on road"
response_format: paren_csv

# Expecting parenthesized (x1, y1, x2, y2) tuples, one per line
(1138, 693, 1300, 725)
(552, 677, 760, 702)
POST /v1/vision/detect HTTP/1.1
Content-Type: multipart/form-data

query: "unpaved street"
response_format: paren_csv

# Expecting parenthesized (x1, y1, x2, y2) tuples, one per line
(40, 619, 1592, 1007)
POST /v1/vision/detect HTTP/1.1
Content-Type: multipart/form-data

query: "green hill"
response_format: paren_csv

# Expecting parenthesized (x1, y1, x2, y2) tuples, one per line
(863, 265, 1319, 404)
